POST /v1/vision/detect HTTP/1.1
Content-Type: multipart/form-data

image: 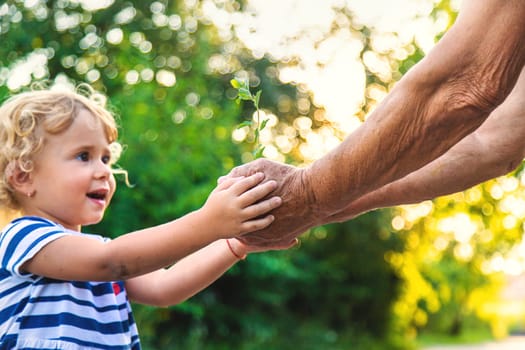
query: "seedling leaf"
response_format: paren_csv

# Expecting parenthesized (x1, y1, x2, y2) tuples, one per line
(260, 118, 269, 131)
(230, 75, 266, 159)
(254, 90, 262, 108)
(237, 120, 252, 129)
(254, 146, 265, 158)
(230, 78, 241, 89)
(237, 87, 252, 100)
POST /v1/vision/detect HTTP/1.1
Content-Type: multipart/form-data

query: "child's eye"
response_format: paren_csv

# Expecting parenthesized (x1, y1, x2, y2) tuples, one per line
(76, 152, 89, 162)
(102, 155, 111, 164)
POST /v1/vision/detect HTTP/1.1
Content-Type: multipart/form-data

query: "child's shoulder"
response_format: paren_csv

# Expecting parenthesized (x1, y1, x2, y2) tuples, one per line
(0, 216, 69, 246)
(10, 215, 57, 225)
(2, 215, 60, 232)
(1, 215, 108, 244)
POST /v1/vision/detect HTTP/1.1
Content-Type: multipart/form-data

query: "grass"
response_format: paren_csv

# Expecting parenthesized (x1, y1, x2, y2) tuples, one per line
(416, 326, 494, 348)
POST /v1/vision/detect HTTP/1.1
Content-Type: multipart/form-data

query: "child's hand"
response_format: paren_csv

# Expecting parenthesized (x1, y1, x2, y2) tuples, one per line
(202, 172, 282, 237)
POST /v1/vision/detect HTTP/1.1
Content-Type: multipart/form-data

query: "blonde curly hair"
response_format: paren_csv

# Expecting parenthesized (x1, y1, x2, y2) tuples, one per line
(0, 84, 124, 211)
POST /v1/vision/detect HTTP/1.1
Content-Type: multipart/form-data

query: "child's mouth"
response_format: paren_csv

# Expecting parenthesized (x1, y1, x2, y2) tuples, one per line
(87, 190, 107, 200)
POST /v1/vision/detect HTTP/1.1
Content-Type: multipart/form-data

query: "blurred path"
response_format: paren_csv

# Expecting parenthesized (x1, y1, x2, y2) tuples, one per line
(423, 335, 525, 350)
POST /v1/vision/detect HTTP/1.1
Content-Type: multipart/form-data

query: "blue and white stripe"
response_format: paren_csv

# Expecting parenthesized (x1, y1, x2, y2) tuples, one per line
(0, 216, 141, 349)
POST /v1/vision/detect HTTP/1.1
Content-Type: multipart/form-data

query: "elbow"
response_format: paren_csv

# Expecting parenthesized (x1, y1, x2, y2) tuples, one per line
(447, 81, 507, 121)
(494, 154, 524, 177)
(94, 247, 137, 281)
(417, 74, 511, 147)
(106, 263, 133, 281)
(91, 260, 131, 282)
(411, 57, 515, 130)
(506, 158, 524, 174)
(443, 57, 518, 122)
(479, 143, 525, 179)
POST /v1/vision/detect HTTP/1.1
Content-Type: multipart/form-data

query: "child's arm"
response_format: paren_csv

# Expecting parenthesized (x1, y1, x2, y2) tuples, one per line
(125, 238, 297, 307)
(22, 173, 280, 282)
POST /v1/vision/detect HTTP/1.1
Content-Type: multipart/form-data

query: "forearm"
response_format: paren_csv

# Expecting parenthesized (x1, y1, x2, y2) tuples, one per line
(127, 239, 245, 306)
(328, 66, 525, 222)
(303, 0, 525, 219)
(328, 134, 511, 222)
(105, 210, 225, 280)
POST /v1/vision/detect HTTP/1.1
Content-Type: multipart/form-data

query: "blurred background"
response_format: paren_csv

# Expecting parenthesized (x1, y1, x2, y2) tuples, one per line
(2, 0, 525, 349)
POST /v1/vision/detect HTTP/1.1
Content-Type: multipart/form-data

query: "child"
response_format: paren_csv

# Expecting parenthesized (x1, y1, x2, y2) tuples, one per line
(0, 84, 295, 349)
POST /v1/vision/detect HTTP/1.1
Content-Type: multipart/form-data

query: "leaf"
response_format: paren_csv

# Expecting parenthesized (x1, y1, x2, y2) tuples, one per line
(237, 87, 253, 100)
(230, 78, 241, 89)
(253, 146, 265, 159)
(231, 77, 250, 91)
(254, 90, 262, 108)
(260, 118, 269, 131)
(240, 79, 250, 90)
(236, 120, 252, 129)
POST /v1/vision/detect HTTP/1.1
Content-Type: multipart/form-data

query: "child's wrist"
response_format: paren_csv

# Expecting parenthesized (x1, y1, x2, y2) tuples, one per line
(226, 238, 247, 260)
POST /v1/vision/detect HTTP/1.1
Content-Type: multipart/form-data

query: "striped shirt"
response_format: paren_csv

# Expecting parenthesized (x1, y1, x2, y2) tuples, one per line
(0, 216, 141, 349)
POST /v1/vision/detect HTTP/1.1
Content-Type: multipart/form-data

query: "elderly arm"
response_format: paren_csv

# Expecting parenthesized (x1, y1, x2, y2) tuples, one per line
(305, 0, 525, 217)
(328, 67, 525, 222)
(232, 0, 525, 245)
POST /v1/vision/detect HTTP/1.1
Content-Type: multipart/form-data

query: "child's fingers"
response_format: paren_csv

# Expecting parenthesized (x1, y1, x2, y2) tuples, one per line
(241, 195, 282, 219)
(237, 180, 278, 207)
(215, 176, 245, 190)
(228, 172, 266, 195)
(239, 214, 275, 234)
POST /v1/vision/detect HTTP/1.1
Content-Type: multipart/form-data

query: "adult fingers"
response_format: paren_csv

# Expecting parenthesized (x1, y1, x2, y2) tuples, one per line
(218, 161, 262, 183)
(257, 238, 299, 251)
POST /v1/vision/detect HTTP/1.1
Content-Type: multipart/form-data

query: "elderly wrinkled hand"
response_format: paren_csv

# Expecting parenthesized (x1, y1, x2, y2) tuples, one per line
(221, 158, 319, 246)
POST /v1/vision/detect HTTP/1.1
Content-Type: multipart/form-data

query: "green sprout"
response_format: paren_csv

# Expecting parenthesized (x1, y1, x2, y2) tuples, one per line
(230, 77, 268, 159)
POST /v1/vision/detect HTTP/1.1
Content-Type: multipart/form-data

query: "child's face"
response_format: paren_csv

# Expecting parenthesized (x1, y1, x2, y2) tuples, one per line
(24, 108, 116, 231)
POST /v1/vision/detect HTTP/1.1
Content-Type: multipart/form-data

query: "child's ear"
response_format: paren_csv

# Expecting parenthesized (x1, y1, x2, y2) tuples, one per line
(6, 161, 34, 196)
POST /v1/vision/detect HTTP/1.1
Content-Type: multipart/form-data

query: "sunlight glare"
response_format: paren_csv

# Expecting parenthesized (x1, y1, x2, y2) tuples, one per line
(78, 0, 115, 12)
(437, 213, 477, 244)
(4, 51, 49, 90)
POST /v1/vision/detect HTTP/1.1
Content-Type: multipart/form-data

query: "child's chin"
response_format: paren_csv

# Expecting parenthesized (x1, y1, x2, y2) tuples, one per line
(83, 216, 104, 226)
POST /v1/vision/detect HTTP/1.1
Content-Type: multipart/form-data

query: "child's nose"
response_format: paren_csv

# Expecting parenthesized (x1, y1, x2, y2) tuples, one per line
(94, 160, 112, 178)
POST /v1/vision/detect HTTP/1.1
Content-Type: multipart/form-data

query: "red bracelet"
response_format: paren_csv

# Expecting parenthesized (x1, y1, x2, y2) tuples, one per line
(226, 239, 247, 260)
